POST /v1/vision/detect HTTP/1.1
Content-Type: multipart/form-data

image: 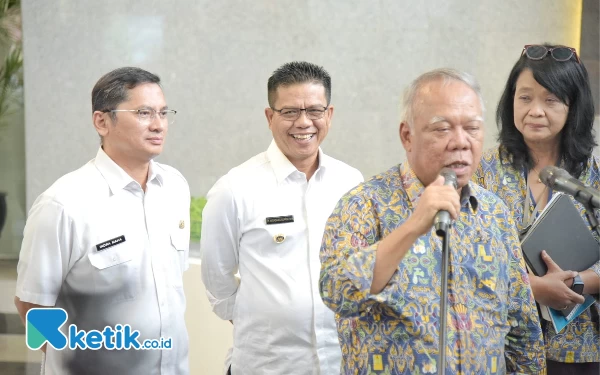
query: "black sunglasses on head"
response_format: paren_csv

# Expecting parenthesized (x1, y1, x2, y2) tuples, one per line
(522, 44, 580, 63)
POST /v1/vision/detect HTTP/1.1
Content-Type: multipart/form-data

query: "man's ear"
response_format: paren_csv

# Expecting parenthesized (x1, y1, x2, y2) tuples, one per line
(325, 105, 334, 129)
(399, 121, 412, 152)
(93, 111, 110, 137)
(265, 107, 274, 130)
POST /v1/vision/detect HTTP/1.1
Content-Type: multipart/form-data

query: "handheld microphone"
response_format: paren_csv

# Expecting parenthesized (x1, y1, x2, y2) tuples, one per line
(539, 166, 600, 208)
(434, 168, 458, 236)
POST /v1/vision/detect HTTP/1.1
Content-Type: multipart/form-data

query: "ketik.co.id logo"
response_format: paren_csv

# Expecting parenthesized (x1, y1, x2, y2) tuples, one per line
(26, 308, 171, 350)
(26, 308, 68, 350)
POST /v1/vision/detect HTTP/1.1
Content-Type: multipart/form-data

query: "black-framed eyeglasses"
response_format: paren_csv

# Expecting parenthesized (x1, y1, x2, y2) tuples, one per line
(271, 106, 328, 121)
(522, 44, 580, 63)
(103, 108, 177, 125)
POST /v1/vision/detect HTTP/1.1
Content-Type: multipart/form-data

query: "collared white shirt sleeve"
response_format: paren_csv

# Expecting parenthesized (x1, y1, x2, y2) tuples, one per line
(201, 175, 241, 320)
(16, 195, 78, 306)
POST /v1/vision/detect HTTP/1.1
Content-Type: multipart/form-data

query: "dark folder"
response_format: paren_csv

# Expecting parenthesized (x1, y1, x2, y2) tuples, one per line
(521, 193, 599, 276)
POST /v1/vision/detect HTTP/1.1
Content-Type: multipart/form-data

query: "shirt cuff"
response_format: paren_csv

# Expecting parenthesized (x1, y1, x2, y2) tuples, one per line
(206, 289, 236, 320)
(589, 259, 600, 281)
(343, 242, 404, 308)
(15, 289, 57, 307)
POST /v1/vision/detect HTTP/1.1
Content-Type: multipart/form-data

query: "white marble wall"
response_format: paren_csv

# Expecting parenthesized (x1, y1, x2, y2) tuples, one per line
(21, 0, 583, 205)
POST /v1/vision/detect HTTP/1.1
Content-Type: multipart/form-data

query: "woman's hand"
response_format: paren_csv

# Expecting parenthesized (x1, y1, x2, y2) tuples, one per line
(529, 250, 585, 310)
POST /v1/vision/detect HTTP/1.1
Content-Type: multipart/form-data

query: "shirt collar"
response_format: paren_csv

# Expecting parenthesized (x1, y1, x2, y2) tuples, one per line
(399, 162, 426, 205)
(148, 161, 164, 186)
(460, 182, 479, 213)
(266, 140, 328, 184)
(94, 148, 164, 194)
(400, 162, 478, 213)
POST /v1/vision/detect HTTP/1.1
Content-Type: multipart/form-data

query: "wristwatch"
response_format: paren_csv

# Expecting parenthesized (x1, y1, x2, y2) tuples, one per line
(570, 274, 584, 295)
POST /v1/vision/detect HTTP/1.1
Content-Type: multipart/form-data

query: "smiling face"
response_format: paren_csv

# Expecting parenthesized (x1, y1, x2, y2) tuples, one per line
(96, 83, 168, 166)
(265, 82, 333, 169)
(513, 69, 569, 148)
(400, 78, 484, 188)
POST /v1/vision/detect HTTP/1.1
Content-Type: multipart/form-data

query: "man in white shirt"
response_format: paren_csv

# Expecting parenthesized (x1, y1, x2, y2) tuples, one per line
(14, 67, 190, 375)
(201, 61, 363, 375)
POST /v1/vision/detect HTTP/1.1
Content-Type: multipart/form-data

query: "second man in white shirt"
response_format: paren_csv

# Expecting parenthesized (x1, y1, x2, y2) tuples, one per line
(201, 61, 363, 375)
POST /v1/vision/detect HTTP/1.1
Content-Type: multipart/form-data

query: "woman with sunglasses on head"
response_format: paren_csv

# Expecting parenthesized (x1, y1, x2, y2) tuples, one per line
(474, 44, 600, 374)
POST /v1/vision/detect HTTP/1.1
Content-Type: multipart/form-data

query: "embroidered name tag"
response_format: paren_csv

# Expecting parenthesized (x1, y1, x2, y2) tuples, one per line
(265, 215, 294, 225)
(95, 235, 126, 251)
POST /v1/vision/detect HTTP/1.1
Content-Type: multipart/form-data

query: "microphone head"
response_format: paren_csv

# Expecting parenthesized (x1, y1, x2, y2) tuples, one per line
(439, 167, 458, 189)
(539, 166, 560, 188)
(539, 166, 572, 188)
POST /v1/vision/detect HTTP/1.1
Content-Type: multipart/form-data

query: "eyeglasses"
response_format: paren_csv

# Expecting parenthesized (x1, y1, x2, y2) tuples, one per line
(522, 44, 580, 63)
(103, 108, 177, 125)
(271, 106, 328, 121)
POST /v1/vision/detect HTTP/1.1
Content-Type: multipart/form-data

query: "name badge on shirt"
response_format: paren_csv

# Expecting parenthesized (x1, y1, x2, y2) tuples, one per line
(95, 235, 126, 251)
(265, 215, 294, 225)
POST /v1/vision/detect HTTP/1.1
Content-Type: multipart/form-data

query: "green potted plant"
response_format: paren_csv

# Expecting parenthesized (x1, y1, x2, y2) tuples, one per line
(190, 196, 207, 243)
(0, 0, 23, 239)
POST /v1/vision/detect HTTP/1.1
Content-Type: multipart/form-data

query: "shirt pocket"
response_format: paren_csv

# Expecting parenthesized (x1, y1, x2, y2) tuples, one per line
(169, 231, 189, 287)
(87, 243, 137, 304)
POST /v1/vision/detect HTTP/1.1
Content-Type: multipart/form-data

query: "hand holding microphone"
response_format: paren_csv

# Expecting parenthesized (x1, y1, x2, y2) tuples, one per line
(434, 168, 459, 236)
(409, 168, 460, 237)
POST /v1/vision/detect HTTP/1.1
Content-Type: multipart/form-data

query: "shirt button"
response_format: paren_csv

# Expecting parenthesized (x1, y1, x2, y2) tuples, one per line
(112, 256, 117, 262)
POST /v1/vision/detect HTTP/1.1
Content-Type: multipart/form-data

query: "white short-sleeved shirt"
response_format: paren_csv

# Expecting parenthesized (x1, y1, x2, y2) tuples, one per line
(201, 141, 363, 375)
(16, 148, 191, 375)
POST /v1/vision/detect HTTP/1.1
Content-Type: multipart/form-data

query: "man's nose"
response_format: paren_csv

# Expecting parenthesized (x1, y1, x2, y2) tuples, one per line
(450, 128, 470, 150)
(149, 115, 166, 131)
(294, 110, 312, 127)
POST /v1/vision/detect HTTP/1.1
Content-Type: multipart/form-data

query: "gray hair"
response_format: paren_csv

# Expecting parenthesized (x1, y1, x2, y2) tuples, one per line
(401, 68, 485, 128)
